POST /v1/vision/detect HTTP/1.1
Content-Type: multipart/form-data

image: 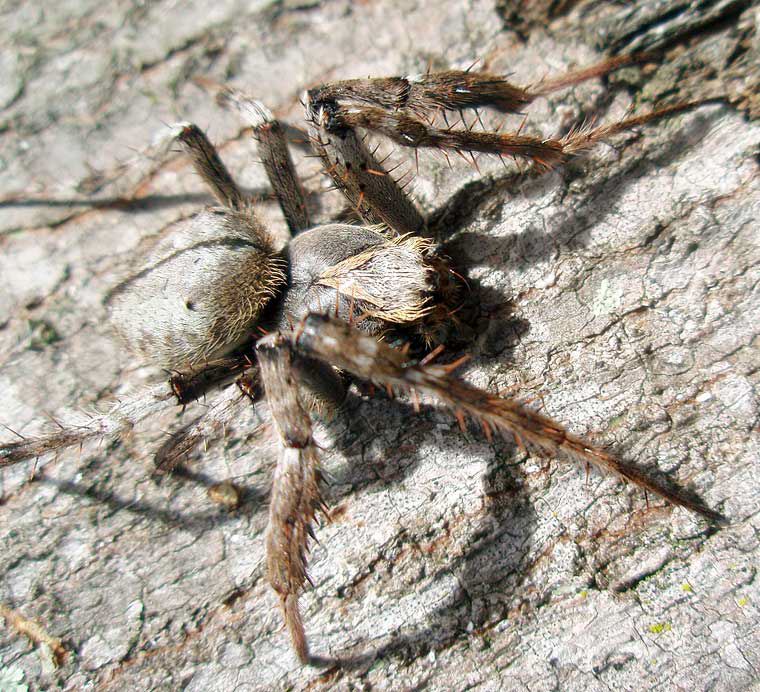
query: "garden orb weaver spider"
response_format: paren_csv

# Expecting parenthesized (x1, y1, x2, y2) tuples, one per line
(0, 54, 722, 663)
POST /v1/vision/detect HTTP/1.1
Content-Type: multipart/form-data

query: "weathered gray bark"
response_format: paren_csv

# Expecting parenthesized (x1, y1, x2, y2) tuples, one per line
(1, 1, 758, 690)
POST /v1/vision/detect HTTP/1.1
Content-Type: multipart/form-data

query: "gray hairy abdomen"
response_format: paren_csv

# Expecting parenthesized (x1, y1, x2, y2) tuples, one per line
(108, 208, 280, 368)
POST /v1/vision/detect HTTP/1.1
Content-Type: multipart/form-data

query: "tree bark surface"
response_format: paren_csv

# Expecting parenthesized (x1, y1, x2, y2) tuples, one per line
(0, 1, 758, 690)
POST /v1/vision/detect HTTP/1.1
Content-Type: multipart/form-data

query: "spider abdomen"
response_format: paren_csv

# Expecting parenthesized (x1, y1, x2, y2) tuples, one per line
(108, 207, 285, 368)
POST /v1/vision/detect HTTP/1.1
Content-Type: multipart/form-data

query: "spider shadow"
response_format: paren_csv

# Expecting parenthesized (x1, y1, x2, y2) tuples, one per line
(313, 391, 540, 670)
(35, 462, 269, 532)
(27, 385, 539, 672)
(0, 186, 274, 216)
(433, 107, 723, 272)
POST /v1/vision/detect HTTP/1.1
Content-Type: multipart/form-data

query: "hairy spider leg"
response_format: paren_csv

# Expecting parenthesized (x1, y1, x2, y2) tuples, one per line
(256, 333, 328, 663)
(308, 56, 704, 177)
(309, 53, 658, 116)
(306, 96, 425, 236)
(0, 356, 260, 471)
(323, 96, 702, 173)
(219, 89, 311, 234)
(154, 374, 261, 476)
(170, 123, 246, 210)
(0, 384, 174, 469)
(291, 313, 724, 524)
(172, 108, 310, 237)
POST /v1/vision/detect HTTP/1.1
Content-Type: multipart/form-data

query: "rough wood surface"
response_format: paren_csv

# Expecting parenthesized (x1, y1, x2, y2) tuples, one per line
(1, 1, 758, 690)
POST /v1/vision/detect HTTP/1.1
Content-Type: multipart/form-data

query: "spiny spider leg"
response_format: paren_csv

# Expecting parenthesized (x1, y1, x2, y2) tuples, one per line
(173, 108, 310, 236)
(0, 383, 174, 469)
(219, 88, 311, 233)
(0, 357, 257, 470)
(312, 70, 532, 115)
(256, 333, 327, 663)
(308, 54, 702, 184)
(172, 123, 247, 210)
(306, 102, 425, 235)
(310, 53, 656, 116)
(154, 371, 261, 476)
(317, 96, 700, 173)
(169, 355, 257, 406)
(292, 313, 724, 523)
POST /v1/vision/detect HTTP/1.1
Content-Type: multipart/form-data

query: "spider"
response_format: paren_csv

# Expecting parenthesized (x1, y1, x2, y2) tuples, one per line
(0, 54, 723, 664)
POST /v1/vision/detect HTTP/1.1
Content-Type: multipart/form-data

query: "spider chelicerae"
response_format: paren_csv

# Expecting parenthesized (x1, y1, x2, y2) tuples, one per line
(0, 53, 723, 663)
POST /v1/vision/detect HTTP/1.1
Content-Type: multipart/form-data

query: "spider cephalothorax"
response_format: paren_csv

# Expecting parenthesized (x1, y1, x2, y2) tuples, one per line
(0, 54, 723, 663)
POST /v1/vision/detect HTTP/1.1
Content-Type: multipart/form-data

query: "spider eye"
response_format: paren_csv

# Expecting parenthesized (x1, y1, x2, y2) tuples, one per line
(185, 300, 195, 311)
